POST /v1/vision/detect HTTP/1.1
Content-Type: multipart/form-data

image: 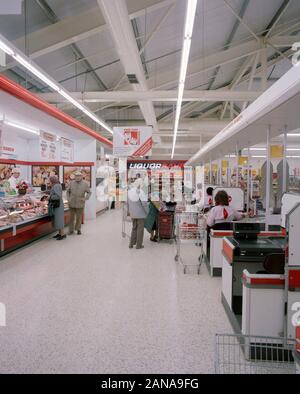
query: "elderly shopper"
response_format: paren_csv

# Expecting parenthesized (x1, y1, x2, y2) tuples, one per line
(128, 184, 149, 250)
(49, 175, 66, 241)
(67, 171, 91, 235)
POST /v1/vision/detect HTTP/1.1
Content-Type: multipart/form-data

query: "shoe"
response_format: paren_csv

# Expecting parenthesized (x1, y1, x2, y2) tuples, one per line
(77, 231, 82, 235)
(53, 234, 60, 239)
(136, 245, 144, 250)
(68, 231, 74, 235)
(150, 237, 158, 243)
(56, 235, 67, 241)
(129, 245, 134, 249)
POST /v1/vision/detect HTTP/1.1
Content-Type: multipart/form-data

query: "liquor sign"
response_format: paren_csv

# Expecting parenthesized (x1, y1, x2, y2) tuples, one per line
(127, 160, 186, 170)
(40, 131, 58, 161)
(113, 126, 153, 157)
(60, 137, 74, 163)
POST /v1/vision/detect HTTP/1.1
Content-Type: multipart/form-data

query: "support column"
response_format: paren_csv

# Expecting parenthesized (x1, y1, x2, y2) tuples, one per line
(266, 126, 271, 231)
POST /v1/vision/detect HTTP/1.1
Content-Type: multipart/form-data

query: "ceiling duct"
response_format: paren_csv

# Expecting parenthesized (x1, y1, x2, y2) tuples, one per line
(127, 74, 139, 84)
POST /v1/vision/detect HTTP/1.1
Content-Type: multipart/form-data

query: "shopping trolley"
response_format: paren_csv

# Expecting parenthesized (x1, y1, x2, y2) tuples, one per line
(215, 334, 298, 374)
(121, 202, 131, 239)
(174, 211, 206, 274)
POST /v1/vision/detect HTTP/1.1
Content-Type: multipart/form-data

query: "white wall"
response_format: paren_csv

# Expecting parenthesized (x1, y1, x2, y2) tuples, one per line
(0, 90, 99, 220)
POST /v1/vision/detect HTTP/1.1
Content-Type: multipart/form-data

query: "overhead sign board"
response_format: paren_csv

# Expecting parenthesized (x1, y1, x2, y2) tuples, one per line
(113, 126, 152, 157)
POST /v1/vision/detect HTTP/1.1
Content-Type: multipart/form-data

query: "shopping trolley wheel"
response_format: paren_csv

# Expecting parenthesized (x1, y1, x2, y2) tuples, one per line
(175, 255, 179, 262)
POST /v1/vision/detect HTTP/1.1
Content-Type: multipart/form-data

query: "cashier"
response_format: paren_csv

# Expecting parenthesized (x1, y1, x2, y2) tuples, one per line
(8, 168, 21, 192)
(206, 190, 244, 228)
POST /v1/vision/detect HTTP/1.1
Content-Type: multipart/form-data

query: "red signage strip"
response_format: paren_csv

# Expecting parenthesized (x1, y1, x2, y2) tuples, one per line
(289, 270, 300, 290)
(132, 137, 153, 157)
(0, 75, 112, 147)
(0, 159, 94, 166)
(243, 274, 285, 287)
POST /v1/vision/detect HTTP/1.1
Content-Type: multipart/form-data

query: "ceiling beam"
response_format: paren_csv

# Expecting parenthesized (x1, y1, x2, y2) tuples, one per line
(1, 0, 176, 70)
(39, 90, 262, 103)
(34, 0, 107, 91)
(264, 0, 292, 39)
(97, 0, 158, 136)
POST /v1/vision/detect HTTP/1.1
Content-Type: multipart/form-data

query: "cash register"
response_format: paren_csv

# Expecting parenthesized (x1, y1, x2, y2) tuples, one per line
(230, 222, 285, 263)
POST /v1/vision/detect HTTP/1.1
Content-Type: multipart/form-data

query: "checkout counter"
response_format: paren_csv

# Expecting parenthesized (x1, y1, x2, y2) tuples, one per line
(206, 217, 283, 277)
(222, 222, 286, 334)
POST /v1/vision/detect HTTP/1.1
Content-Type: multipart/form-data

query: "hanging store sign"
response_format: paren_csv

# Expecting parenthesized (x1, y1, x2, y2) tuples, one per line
(40, 131, 58, 161)
(270, 145, 284, 159)
(113, 126, 153, 157)
(60, 137, 74, 163)
(127, 160, 186, 170)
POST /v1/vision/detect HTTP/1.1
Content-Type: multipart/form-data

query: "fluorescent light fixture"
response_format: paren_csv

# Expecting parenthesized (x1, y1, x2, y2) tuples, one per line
(5, 120, 40, 135)
(0, 33, 113, 137)
(0, 39, 15, 56)
(287, 148, 300, 151)
(251, 155, 267, 158)
(184, 0, 198, 38)
(171, 0, 197, 159)
(14, 54, 60, 92)
(287, 155, 300, 158)
(287, 133, 300, 137)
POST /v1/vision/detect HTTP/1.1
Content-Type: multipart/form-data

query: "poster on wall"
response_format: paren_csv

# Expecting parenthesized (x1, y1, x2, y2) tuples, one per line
(0, 164, 16, 187)
(63, 166, 92, 187)
(113, 126, 153, 157)
(60, 138, 74, 163)
(40, 131, 58, 161)
(32, 166, 59, 187)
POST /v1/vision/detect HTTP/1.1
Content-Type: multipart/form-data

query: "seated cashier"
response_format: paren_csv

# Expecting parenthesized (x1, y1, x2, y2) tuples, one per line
(206, 190, 244, 228)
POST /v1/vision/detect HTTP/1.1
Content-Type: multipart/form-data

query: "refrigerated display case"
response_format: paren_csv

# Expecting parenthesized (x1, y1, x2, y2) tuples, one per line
(0, 192, 69, 257)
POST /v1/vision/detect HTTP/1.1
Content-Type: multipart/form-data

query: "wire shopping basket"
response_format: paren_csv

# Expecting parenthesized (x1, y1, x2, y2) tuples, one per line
(215, 334, 297, 374)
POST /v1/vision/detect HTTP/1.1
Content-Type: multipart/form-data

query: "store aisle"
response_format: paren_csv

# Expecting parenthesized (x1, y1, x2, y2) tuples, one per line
(0, 210, 232, 374)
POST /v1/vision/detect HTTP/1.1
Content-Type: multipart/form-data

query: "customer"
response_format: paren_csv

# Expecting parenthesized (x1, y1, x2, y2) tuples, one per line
(49, 175, 66, 241)
(206, 190, 244, 228)
(128, 184, 149, 249)
(67, 171, 91, 235)
(145, 201, 160, 242)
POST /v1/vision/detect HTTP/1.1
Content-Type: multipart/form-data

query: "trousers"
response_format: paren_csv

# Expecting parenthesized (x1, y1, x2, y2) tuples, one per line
(69, 208, 84, 232)
(130, 219, 145, 248)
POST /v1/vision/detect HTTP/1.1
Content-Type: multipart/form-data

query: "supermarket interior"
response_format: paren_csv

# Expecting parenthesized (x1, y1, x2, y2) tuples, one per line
(0, 0, 300, 376)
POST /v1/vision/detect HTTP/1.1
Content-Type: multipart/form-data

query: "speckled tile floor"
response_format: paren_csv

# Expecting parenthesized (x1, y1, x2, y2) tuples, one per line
(0, 209, 232, 374)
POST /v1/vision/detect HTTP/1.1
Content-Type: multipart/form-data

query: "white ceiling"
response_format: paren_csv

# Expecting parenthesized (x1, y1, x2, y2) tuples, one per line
(0, 0, 300, 159)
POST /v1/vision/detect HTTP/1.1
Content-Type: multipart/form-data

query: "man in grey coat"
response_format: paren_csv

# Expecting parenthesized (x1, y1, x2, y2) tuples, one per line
(67, 171, 91, 235)
(128, 185, 149, 249)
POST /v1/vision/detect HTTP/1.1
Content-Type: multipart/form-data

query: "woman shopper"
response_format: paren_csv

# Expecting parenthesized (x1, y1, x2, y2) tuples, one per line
(49, 175, 66, 241)
(206, 190, 244, 228)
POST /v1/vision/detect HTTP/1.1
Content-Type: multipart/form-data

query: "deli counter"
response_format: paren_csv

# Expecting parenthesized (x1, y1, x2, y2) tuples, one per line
(0, 192, 69, 257)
